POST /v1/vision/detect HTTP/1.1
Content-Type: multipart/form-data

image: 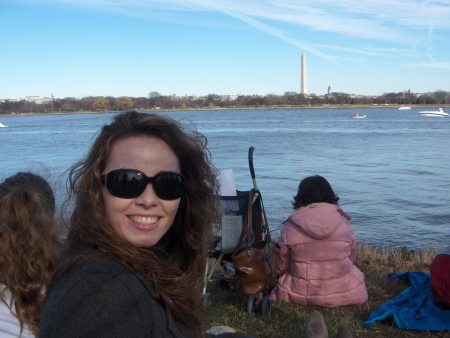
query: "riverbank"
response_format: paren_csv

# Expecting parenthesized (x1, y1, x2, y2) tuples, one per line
(1, 104, 449, 117)
(203, 245, 447, 338)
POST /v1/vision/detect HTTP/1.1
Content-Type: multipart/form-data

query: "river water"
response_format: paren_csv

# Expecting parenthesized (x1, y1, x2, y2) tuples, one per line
(1, 107, 449, 250)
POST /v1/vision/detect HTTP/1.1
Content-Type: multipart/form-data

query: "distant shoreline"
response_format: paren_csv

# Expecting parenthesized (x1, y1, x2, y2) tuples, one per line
(1, 104, 448, 118)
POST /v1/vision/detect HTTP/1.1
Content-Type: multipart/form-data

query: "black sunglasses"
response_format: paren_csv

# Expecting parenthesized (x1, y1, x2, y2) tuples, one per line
(101, 169, 184, 200)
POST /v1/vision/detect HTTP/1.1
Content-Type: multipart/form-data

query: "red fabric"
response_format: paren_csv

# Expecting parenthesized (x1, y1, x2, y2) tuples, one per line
(430, 254, 450, 308)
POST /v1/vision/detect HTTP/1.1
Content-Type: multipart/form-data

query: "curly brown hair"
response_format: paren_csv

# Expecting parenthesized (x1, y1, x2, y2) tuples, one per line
(52, 111, 220, 337)
(0, 172, 59, 335)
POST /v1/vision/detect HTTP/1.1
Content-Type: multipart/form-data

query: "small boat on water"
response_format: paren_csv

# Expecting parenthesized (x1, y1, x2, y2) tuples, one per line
(417, 108, 449, 117)
(0, 122, 7, 128)
(352, 112, 367, 119)
(398, 106, 411, 110)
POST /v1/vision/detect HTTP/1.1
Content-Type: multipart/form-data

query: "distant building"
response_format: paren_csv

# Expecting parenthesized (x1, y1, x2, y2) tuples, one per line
(301, 53, 308, 95)
(328, 86, 331, 95)
(0, 98, 20, 102)
(24, 96, 52, 104)
(221, 94, 239, 101)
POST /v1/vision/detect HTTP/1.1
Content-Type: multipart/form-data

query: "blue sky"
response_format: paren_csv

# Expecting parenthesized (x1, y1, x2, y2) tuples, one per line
(1, 0, 450, 99)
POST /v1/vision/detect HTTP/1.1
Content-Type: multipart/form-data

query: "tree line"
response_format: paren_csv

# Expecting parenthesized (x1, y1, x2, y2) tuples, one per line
(1, 90, 450, 114)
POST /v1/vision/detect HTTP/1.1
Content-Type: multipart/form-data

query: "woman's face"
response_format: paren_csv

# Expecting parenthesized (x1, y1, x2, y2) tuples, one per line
(102, 136, 181, 248)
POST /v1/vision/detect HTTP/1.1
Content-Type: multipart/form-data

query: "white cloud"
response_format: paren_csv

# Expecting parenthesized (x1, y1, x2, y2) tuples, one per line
(23, 0, 450, 66)
(404, 62, 450, 70)
(34, 0, 450, 37)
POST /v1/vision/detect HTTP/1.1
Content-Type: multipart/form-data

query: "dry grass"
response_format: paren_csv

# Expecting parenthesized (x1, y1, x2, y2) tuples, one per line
(203, 244, 450, 338)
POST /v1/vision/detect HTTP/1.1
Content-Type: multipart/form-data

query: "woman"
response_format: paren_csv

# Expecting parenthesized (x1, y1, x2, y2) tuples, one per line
(0, 172, 59, 337)
(40, 111, 221, 337)
(270, 175, 368, 307)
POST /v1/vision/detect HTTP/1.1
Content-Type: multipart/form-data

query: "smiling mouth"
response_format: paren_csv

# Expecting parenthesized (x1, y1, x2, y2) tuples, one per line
(129, 215, 159, 225)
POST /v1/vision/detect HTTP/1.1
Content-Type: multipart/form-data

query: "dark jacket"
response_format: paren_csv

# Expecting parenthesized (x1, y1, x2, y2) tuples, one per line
(40, 256, 188, 338)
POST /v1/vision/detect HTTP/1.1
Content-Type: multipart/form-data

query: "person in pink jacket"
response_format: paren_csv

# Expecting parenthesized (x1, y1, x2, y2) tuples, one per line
(270, 175, 368, 307)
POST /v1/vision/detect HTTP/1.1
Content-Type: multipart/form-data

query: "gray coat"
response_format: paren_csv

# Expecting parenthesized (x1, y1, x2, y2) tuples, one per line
(40, 256, 188, 338)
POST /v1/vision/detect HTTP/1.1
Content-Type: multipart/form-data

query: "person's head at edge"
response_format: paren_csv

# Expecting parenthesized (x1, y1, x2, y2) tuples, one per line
(0, 172, 59, 335)
(51, 111, 220, 336)
(293, 175, 339, 209)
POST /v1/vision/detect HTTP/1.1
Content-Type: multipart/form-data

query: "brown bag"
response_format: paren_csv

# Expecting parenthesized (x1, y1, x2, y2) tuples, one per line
(232, 190, 278, 295)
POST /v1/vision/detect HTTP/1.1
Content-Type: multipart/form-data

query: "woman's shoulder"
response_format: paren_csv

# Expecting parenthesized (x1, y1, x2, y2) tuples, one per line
(1, 284, 35, 338)
(40, 256, 164, 337)
(49, 255, 152, 301)
(73, 255, 130, 276)
(292, 203, 350, 220)
(285, 203, 338, 222)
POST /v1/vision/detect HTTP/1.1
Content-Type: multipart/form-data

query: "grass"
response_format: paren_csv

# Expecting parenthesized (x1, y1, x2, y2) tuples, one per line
(203, 244, 450, 338)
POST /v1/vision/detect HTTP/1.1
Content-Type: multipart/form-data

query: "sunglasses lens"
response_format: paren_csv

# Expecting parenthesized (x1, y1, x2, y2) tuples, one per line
(103, 170, 184, 200)
(107, 171, 146, 199)
(153, 173, 184, 200)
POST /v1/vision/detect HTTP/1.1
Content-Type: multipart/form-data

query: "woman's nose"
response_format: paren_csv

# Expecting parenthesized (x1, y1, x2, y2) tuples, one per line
(134, 183, 158, 207)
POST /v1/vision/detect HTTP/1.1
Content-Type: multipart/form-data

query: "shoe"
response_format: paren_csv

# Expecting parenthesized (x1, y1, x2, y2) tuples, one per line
(304, 310, 329, 338)
(335, 325, 353, 338)
(205, 326, 236, 335)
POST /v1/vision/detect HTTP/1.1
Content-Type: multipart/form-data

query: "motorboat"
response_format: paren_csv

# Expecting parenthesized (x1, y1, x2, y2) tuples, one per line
(417, 108, 449, 117)
(352, 112, 367, 119)
(398, 106, 411, 110)
(0, 122, 7, 128)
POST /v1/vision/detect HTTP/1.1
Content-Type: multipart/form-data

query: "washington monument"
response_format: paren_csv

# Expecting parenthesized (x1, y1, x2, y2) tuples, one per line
(301, 53, 308, 95)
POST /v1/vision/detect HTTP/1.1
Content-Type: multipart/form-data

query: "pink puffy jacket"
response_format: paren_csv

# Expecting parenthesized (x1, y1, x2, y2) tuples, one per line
(269, 203, 368, 307)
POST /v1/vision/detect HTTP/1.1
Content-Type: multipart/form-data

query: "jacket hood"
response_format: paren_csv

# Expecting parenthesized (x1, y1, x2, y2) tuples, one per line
(284, 203, 351, 240)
